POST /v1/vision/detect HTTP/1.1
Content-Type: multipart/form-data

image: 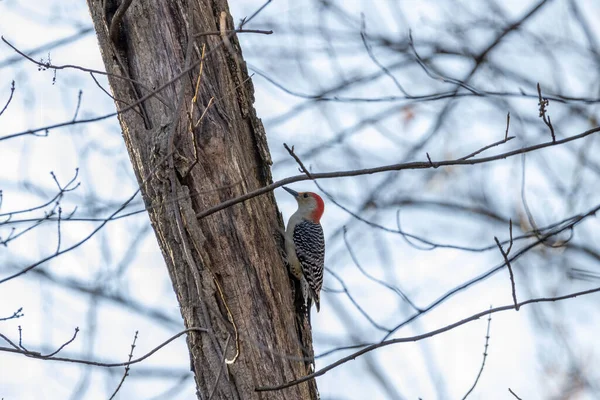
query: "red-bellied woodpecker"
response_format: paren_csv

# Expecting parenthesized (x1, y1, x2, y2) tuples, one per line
(283, 186, 325, 313)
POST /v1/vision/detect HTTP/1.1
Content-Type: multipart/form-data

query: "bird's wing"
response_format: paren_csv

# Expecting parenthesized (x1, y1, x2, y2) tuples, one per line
(292, 219, 325, 295)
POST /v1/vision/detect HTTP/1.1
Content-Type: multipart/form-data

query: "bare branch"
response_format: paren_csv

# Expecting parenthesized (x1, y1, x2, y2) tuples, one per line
(379, 203, 600, 342)
(0, 328, 207, 367)
(537, 82, 556, 141)
(462, 308, 493, 399)
(256, 285, 600, 392)
(0, 28, 93, 69)
(327, 267, 393, 333)
(71, 90, 83, 121)
(108, 330, 138, 400)
(238, 0, 273, 28)
(459, 136, 515, 161)
(284, 143, 313, 178)
(495, 233, 519, 311)
(1, 36, 165, 107)
(194, 28, 273, 38)
(0, 187, 139, 284)
(0, 80, 15, 117)
(343, 227, 421, 311)
(197, 127, 600, 220)
(509, 388, 523, 399)
(55, 206, 62, 253)
(43, 327, 79, 358)
(0, 307, 24, 322)
(0, 28, 259, 141)
(360, 15, 410, 96)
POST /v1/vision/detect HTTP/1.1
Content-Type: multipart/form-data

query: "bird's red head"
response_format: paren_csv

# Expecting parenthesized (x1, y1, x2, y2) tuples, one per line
(283, 187, 325, 223)
(307, 192, 325, 222)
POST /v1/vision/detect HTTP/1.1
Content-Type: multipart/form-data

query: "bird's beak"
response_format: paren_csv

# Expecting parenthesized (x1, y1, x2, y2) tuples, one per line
(283, 186, 299, 197)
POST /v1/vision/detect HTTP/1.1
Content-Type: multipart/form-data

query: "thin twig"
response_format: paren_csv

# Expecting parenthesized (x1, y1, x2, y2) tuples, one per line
(462, 307, 492, 399)
(509, 388, 523, 399)
(459, 136, 515, 161)
(0, 169, 78, 218)
(360, 15, 410, 96)
(108, 330, 138, 400)
(395, 208, 437, 251)
(327, 267, 393, 332)
(195, 28, 273, 38)
(408, 31, 481, 95)
(459, 112, 513, 160)
(284, 143, 313, 178)
(520, 154, 566, 248)
(0, 307, 24, 322)
(343, 227, 421, 311)
(71, 90, 83, 121)
(55, 206, 62, 253)
(426, 152, 437, 168)
(43, 327, 79, 357)
(18, 326, 26, 351)
(0, 80, 15, 117)
(238, 0, 272, 28)
(520, 154, 539, 237)
(537, 82, 556, 142)
(506, 219, 514, 254)
(494, 236, 519, 311)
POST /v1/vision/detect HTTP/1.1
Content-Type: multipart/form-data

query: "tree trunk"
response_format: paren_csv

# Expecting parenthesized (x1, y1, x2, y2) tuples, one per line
(86, 1, 318, 398)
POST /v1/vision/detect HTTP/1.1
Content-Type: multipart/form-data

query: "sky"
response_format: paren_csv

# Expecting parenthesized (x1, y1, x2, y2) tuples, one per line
(1, 0, 600, 399)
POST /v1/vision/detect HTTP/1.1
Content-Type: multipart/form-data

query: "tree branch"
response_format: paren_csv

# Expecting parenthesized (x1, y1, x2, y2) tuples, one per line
(197, 126, 600, 220)
(256, 285, 600, 392)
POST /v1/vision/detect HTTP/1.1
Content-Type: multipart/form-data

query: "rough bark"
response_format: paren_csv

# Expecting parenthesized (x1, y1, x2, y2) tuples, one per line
(86, 1, 318, 399)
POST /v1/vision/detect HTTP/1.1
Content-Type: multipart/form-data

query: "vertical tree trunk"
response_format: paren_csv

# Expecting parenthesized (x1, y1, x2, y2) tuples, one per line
(86, 1, 318, 398)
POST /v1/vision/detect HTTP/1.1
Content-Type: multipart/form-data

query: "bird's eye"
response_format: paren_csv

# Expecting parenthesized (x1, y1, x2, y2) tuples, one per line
(303, 193, 308, 198)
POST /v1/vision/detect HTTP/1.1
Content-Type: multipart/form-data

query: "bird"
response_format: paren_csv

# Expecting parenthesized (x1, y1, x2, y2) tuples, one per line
(282, 186, 325, 314)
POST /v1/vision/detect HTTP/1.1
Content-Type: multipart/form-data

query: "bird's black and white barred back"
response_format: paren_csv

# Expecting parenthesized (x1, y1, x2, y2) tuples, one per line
(292, 219, 325, 311)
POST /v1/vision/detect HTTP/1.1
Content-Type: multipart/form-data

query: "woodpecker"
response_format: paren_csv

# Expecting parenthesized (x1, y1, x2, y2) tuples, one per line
(283, 186, 325, 313)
